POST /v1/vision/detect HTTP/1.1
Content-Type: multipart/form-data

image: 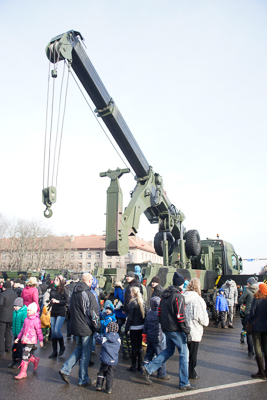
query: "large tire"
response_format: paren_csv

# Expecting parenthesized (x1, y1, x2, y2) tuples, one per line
(184, 230, 201, 257)
(154, 232, 174, 257)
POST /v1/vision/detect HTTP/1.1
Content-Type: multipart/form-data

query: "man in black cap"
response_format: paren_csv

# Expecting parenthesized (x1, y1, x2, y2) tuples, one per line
(150, 276, 164, 298)
(0, 281, 18, 356)
(123, 271, 143, 315)
(143, 272, 196, 391)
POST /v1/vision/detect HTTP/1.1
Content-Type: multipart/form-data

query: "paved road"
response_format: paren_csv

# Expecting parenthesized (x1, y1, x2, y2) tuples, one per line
(0, 316, 266, 400)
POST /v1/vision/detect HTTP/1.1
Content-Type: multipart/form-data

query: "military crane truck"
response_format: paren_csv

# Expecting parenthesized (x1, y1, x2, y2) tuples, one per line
(43, 30, 265, 314)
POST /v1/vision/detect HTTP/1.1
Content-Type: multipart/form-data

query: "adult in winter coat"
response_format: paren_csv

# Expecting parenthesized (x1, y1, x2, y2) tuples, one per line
(13, 279, 23, 297)
(14, 302, 43, 379)
(125, 286, 147, 372)
(144, 272, 194, 391)
(184, 278, 209, 380)
(143, 296, 169, 380)
(48, 275, 69, 359)
(59, 273, 101, 387)
(238, 276, 258, 356)
(123, 271, 143, 314)
(21, 277, 40, 312)
(0, 281, 18, 356)
(221, 279, 238, 328)
(114, 281, 125, 332)
(248, 283, 267, 380)
(150, 276, 164, 298)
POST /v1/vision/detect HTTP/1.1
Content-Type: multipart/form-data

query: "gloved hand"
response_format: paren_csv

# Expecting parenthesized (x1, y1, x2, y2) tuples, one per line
(186, 333, 192, 343)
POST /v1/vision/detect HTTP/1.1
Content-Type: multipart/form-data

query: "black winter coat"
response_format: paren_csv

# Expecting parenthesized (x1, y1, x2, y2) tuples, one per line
(125, 298, 147, 333)
(248, 297, 267, 332)
(143, 297, 163, 343)
(123, 279, 143, 313)
(49, 286, 69, 318)
(69, 281, 101, 337)
(159, 285, 190, 334)
(0, 288, 18, 323)
(151, 284, 164, 299)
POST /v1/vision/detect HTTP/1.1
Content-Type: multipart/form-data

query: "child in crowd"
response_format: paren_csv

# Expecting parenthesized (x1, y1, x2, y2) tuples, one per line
(101, 303, 116, 335)
(96, 322, 121, 394)
(214, 288, 229, 329)
(142, 297, 169, 380)
(8, 297, 27, 369)
(14, 302, 43, 380)
(40, 305, 51, 342)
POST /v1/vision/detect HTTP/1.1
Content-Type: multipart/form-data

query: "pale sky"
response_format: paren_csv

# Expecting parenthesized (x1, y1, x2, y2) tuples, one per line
(1, 0, 267, 275)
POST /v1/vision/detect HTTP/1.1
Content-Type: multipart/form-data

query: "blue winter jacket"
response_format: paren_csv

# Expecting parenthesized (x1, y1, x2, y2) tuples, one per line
(98, 332, 121, 365)
(101, 302, 116, 334)
(114, 286, 125, 319)
(143, 297, 163, 344)
(216, 294, 229, 312)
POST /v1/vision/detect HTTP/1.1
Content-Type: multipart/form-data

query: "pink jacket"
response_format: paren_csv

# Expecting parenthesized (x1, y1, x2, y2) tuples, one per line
(17, 313, 43, 344)
(21, 286, 40, 312)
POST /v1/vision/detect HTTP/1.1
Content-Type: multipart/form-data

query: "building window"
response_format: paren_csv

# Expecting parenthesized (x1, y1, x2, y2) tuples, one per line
(126, 252, 130, 258)
(95, 262, 99, 267)
(87, 263, 91, 269)
(107, 263, 112, 268)
(70, 253, 74, 258)
(87, 252, 91, 259)
(2, 254, 6, 260)
(142, 253, 144, 260)
(69, 263, 73, 268)
(79, 252, 83, 259)
(78, 263, 82, 269)
(96, 252, 100, 259)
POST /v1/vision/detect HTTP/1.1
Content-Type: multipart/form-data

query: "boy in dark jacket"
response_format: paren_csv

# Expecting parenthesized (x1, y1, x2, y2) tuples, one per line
(143, 297, 169, 380)
(95, 322, 121, 394)
(214, 288, 229, 329)
(8, 297, 27, 368)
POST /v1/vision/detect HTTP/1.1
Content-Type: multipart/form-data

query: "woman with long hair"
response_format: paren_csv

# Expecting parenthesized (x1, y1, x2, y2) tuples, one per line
(48, 275, 69, 358)
(124, 286, 146, 372)
(21, 277, 40, 312)
(183, 278, 209, 380)
(248, 283, 267, 380)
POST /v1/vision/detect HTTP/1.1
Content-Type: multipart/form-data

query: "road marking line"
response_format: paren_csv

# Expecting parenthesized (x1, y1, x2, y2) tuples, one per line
(140, 379, 266, 400)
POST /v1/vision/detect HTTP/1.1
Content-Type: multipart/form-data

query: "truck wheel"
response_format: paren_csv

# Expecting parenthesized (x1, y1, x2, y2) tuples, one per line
(154, 232, 174, 257)
(184, 230, 201, 257)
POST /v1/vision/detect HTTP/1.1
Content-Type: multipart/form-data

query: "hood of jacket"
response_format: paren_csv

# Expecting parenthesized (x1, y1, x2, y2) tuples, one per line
(226, 280, 236, 288)
(73, 281, 90, 293)
(162, 285, 181, 299)
(91, 277, 98, 290)
(249, 285, 258, 294)
(183, 290, 200, 304)
(105, 332, 119, 343)
(104, 300, 113, 309)
(150, 296, 161, 311)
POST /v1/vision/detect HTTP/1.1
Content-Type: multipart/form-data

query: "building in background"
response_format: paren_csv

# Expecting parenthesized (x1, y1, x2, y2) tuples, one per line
(0, 234, 162, 273)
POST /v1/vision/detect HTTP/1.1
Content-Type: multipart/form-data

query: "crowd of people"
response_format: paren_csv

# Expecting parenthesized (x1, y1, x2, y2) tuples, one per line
(0, 270, 267, 393)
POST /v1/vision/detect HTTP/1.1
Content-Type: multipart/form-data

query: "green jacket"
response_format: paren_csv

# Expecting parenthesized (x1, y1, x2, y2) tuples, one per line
(12, 305, 28, 337)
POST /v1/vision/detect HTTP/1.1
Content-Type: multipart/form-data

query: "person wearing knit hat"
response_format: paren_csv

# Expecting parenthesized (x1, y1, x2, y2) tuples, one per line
(144, 272, 194, 391)
(239, 277, 259, 357)
(8, 297, 27, 368)
(0, 280, 17, 356)
(95, 320, 121, 394)
(151, 276, 164, 298)
(247, 282, 267, 380)
(27, 302, 38, 314)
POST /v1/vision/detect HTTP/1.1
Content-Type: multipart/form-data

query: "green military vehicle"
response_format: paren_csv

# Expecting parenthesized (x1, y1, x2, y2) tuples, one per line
(43, 31, 266, 314)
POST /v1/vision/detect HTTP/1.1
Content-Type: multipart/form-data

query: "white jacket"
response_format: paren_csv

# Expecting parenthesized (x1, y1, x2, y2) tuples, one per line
(183, 291, 209, 342)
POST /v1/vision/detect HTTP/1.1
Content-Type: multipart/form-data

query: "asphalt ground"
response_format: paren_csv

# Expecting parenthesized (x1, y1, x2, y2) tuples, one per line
(0, 316, 266, 400)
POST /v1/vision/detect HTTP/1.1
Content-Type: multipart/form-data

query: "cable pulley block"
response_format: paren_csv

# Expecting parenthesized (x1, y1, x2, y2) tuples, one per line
(42, 186, 57, 218)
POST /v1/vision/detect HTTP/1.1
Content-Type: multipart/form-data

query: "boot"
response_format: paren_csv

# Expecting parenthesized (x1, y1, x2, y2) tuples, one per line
(96, 376, 104, 391)
(8, 360, 18, 368)
(58, 337, 65, 357)
(127, 350, 137, 372)
(137, 349, 143, 372)
(15, 361, 28, 380)
(251, 357, 267, 380)
(29, 355, 40, 370)
(49, 338, 58, 358)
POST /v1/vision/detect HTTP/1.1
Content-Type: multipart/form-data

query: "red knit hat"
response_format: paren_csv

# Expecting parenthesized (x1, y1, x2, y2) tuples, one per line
(259, 283, 267, 296)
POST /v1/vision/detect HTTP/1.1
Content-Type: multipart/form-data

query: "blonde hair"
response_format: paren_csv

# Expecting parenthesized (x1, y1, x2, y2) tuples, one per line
(130, 286, 145, 318)
(26, 276, 38, 287)
(186, 278, 201, 297)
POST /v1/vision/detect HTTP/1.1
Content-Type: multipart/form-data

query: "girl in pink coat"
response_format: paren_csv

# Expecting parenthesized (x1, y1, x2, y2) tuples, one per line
(14, 303, 43, 380)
